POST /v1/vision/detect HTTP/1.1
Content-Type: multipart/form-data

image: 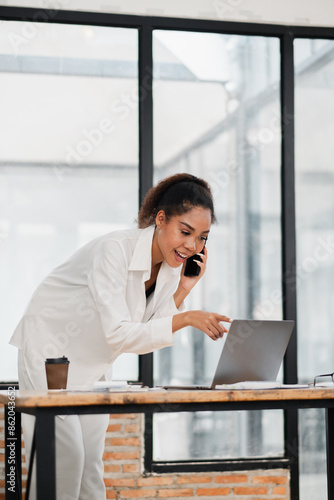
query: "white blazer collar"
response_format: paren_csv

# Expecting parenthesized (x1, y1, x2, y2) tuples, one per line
(128, 225, 154, 272)
(128, 225, 181, 280)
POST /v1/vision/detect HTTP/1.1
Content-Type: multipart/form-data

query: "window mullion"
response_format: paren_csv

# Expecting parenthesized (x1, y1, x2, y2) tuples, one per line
(281, 31, 299, 500)
(138, 22, 154, 389)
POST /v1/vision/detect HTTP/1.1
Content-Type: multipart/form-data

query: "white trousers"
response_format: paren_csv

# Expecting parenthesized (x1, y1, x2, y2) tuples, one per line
(18, 352, 109, 500)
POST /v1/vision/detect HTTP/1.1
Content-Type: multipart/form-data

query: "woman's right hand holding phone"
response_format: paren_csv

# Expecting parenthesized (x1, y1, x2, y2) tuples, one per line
(177, 246, 207, 293)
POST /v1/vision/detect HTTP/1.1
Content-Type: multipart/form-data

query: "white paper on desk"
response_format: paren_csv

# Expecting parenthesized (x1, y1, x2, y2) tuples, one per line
(65, 381, 149, 392)
(312, 381, 334, 389)
(93, 382, 149, 392)
(280, 384, 310, 389)
(215, 381, 282, 390)
(64, 381, 128, 392)
(215, 381, 310, 390)
(94, 381, 128, 390)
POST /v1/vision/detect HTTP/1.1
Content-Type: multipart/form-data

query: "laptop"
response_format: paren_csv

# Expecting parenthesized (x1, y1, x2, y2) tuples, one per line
(163, 319, 294, 390)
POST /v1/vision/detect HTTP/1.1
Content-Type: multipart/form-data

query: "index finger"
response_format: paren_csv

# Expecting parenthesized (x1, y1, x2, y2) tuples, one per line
(217, 315, 232, 323)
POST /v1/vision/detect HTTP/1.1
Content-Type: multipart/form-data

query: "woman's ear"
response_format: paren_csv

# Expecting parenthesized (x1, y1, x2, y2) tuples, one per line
(155, 210, 166, 228)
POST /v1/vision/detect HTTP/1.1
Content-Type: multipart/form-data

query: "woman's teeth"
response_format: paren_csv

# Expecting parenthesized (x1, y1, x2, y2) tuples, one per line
(176, 250, 187, 259)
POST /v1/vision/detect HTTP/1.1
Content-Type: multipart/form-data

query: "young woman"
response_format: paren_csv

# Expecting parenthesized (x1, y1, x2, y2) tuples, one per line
(10, 172, 231, 500)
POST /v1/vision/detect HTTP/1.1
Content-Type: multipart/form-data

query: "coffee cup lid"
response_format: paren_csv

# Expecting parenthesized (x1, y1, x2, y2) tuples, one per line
(45, 356, 70, 364)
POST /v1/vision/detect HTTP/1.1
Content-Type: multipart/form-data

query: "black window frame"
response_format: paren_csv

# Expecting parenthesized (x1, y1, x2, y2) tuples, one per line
(1, 6, 334, 499)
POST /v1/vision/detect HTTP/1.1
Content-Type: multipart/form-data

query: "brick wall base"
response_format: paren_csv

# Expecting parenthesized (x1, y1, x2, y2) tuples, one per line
(0, 406, 290, 499)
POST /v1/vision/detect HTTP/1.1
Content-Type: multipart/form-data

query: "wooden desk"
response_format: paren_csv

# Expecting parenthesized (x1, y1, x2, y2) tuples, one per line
(1, 387, 334, 500)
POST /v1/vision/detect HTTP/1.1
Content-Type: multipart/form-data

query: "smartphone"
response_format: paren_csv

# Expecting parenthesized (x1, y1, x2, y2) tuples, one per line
(184, 247, 205, 277)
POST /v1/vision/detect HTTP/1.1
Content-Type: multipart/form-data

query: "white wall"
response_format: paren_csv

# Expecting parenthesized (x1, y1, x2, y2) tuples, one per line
(0, 0, 334, 27)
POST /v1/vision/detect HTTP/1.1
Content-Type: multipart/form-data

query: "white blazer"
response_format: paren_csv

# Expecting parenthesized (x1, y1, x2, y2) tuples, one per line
(10, 225, 184, 389)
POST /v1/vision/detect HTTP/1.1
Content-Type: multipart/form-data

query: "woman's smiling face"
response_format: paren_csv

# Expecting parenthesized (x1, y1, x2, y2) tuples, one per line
(153, 206, 212, 268)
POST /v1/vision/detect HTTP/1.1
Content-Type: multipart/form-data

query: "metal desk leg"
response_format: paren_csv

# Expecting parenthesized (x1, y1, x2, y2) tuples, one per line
(326, 407, 334, 500)
(35, 412, 56, 500)
(25, 424, 36, 500)
(4, 405, 22, 500)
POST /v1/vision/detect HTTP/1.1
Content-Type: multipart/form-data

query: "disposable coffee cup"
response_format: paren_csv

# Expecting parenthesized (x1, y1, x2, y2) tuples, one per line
(45, 356, 70, 390)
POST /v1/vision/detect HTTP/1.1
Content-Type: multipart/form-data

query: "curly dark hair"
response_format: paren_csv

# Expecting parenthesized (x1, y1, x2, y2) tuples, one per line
(138, 173, 216, 228)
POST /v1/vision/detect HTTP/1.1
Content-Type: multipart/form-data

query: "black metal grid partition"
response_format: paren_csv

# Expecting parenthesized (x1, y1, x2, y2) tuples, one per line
(1, 6, 334, 500)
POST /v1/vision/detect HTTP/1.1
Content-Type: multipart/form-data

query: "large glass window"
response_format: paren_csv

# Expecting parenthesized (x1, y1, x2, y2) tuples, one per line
(295, 37, 334, 500)
(153, 30, 282, 461)
(0, 21, 139, 381)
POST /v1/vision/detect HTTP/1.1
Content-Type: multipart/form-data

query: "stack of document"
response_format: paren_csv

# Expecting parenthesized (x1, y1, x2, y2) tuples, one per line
(65, 381, 148, 392)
